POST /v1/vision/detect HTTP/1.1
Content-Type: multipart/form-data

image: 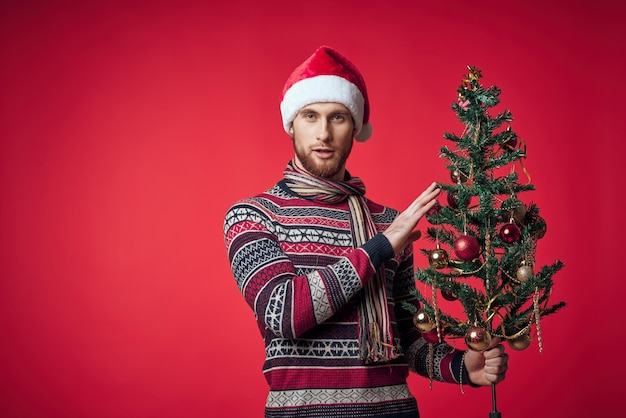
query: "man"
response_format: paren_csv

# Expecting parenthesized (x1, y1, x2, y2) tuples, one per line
(223, 46, 508, 417)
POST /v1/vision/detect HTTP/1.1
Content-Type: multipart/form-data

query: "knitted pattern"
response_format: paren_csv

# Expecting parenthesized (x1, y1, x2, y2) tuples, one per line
(224, 167, 469, 417)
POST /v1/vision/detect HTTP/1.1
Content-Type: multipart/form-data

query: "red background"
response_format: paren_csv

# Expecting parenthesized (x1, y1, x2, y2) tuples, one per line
(1, 1, 624, 417)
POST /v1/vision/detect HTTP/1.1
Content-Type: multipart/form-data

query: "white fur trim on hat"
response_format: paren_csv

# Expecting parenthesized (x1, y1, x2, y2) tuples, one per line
(280, 74, 366, 140)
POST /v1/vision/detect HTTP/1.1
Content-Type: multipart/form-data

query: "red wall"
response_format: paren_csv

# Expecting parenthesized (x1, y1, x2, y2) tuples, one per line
(1, 1, 624, 417)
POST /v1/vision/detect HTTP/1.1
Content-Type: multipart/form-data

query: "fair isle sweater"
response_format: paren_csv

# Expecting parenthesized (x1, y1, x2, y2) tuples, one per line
(224, 178, 470, 418)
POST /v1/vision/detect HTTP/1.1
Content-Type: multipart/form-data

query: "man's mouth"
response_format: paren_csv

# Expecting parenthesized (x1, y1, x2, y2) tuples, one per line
(313, 148, 334, 159)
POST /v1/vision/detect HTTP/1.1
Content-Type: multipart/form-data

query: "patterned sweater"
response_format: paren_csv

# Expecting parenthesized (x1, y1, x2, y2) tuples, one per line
(224, 178, 470, 418)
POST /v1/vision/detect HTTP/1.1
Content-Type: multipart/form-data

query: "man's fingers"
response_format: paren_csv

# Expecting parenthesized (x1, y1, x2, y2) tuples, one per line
(415, 182, 440, 202)
(385, 182, 440, 254)
(418, 182, 439, 199)
(407, 184, 441, 213)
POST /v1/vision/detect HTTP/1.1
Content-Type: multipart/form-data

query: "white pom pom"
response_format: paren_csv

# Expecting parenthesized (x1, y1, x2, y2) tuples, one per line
(355, 122, 372, 142)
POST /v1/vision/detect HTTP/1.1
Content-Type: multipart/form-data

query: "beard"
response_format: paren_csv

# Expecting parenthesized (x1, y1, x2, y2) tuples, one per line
(292, 135, 353, 180)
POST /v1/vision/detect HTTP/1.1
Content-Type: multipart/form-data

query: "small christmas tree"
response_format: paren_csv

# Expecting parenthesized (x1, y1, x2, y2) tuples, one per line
(408, 66, 565, 416)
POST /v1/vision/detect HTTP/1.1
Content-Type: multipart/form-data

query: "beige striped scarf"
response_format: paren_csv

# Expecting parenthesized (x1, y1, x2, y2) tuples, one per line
(283, 159, 397, 364)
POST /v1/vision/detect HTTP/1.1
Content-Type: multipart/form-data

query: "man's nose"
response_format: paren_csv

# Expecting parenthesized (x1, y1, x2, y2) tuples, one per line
(316, 120, 331, 142)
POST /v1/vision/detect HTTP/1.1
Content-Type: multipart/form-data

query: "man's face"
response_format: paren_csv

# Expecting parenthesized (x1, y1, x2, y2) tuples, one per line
(291, 102, 355, 181)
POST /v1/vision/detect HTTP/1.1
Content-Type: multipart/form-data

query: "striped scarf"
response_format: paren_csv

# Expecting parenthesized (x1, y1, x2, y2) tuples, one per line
(283, 159, 397, 364)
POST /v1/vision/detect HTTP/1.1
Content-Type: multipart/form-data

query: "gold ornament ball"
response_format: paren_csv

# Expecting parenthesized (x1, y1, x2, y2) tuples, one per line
(464, 327, 492, 351)
(429, 248, 449, 269)
(413, 309, 435, 332)
(516, 265, 533, 283)
(450, 168, 468, 183)
(508, 332, 532, 351)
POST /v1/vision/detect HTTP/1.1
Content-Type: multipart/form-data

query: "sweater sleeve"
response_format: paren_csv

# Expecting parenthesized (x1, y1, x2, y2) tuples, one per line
(224, 200, 393, 340)
(392, 244, 474, 385)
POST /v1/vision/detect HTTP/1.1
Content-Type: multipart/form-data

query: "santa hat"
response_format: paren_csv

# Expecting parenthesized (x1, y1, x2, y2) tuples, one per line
(280, 46, 372, 142)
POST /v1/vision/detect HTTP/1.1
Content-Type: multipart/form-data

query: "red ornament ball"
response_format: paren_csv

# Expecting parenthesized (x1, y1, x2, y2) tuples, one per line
(453, 235, 480, 261)
(500, 126, 518, 150)
(446, 191, 468, 209)
(441, 290, 457, 301)
(502, 136, 518, 150)
(499, 223, 521, 243)
(506, 137, 518, 148)
(427, 201, 442, 216)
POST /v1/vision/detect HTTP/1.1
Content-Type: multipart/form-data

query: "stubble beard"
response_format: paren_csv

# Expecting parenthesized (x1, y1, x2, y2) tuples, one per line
(292, 135, 352, 180)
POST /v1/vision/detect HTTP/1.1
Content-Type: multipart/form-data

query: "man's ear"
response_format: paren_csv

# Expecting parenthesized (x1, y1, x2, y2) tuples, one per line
(289, 126, 294, 135)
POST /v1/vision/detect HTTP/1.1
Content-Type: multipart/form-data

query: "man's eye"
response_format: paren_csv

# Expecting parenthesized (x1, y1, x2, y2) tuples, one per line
(332, 114, 345, 121)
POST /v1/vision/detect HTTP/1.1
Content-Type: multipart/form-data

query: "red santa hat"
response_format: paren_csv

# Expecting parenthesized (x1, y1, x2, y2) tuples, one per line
(280, 46, 372, 142)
